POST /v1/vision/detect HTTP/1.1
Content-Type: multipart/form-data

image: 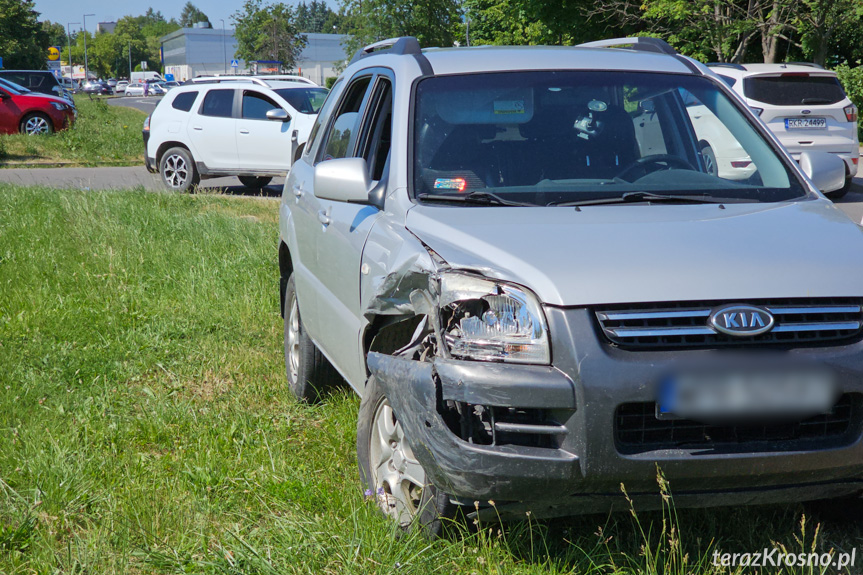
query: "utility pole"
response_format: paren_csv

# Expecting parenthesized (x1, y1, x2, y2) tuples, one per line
(128, 42, 132, 78)
(220, 19, 226, 74)
(83, 13, 95, 81)
(67, 21, 80, 80)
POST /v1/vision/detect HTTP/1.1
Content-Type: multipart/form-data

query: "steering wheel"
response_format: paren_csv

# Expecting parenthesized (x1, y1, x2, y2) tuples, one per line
(614, 154, 696, 182)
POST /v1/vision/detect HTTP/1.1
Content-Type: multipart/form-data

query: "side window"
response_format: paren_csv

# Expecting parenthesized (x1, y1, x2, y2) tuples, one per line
(172, 91, 198, 112)
(305, 78, 343, 158)
(199, 89, 234, 118)
(358, 78, 393, 181)
(319, 76, 372, 162)
(242, 90, 285, 120)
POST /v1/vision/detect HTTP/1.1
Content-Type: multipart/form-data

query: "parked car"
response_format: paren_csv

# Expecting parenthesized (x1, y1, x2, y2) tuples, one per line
(708, 63, 859, 198)
(0, 70, 73, 104)
(58, 77, 79, 93)
(163, 81, 181, 90)
(81, 81, 112, 95)
(114, 80, 129, 94)
(278, 36, 863, 534)
(124, 82, 145, 96)
(144, 77, 328, 191)
(149, 81, 169, 95)
(0, 79, 75, 134)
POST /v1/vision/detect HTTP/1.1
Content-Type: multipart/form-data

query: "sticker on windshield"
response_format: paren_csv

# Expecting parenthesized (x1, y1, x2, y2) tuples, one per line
(493, 100, 525, 115)
(434, 178, 467, 191)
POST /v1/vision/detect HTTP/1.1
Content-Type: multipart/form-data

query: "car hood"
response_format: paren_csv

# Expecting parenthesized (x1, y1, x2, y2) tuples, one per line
(404, 199, 863, 306)
(18, 92, 69, 105)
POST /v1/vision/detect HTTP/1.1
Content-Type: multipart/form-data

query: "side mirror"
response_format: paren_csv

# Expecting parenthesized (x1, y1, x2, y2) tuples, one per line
(266, 108, 290, 122)
(314, 157, 373, 204)
(799, 151, 846, 194)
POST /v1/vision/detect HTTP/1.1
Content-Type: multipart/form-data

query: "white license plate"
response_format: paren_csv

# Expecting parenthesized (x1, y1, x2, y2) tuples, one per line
(657, 368, 837, 420)
(785, 117, 827, 129)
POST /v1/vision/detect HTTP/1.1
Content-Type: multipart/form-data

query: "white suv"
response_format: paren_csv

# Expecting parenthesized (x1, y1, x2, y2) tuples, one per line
(144, 78, 328, 191)
(708, 63, 859, 198)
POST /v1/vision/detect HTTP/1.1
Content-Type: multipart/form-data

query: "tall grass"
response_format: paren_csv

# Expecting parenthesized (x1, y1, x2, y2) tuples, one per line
(0, 186, 859, 574)
(0, 97, 146, 167)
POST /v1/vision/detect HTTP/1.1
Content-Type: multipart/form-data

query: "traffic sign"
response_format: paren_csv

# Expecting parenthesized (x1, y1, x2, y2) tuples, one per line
(47, 46, 60, 61)
(0, 57, 5, 69)
(231, 59, 239, 68)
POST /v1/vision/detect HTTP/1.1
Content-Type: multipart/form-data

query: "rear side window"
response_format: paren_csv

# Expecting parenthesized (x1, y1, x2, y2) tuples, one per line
(199, 89, 234, 117)
(172, 91, 198, 112)
(744, 75, 846, 106)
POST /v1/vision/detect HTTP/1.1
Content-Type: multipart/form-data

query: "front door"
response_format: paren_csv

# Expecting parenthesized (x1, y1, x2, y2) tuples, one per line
(237, 89, 293, 172)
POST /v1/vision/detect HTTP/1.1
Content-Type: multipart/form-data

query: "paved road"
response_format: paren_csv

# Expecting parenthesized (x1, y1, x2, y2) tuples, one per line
(106, 95, 164, 114)
(0, 165, 284, 197)
(0, 165, 862, 216)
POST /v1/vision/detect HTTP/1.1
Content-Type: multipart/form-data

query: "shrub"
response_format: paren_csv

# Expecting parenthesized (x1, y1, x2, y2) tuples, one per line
(834, 63, 863, 140)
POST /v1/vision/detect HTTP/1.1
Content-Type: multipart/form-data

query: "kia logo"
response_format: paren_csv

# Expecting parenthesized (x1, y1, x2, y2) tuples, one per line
(709, 305, 775, 337)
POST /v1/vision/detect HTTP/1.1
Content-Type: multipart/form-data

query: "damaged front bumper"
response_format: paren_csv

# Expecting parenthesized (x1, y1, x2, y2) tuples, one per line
(368, 307, 863, 520)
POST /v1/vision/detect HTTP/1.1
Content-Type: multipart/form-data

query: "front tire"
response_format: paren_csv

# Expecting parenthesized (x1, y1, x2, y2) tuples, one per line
(159, 147, 200, 192)
(283, 274, 342, 402)
(357, 374, 456, 537)
(238, 176, 273, 188)
(20, 113, 53, 135)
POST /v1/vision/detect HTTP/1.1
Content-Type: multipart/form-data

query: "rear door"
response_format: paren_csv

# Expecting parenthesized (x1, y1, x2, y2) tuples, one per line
(744, 73, 856, 157)
(187, 88, 238, 170)
(237, 89, 292, 172)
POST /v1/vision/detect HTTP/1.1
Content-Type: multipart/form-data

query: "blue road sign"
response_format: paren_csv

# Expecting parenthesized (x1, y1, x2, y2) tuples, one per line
(231, 59, 239, 68)
(0, 57, 4, 69)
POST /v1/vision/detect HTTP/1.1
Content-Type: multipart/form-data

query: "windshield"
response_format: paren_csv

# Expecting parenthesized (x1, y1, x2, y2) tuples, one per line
(412, 71, 806, 205)
(744, 74, 846, 106)
(274, 87, 328, 114)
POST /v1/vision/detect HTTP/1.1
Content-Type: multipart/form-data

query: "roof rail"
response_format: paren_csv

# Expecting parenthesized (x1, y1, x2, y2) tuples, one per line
(251, 74, 317, 85)
(350, 36, 422, 64)
(706, 62, 746, 71)
(191, 76, 272, 88)
(782, 61, 823, 69)
(577, 37, 678, 56)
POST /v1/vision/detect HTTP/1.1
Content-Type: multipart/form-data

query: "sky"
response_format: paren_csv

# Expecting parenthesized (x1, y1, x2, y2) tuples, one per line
(33, 0, 338, 33)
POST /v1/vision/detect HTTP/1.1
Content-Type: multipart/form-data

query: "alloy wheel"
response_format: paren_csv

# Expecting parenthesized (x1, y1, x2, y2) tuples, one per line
(369, 398, 426, 527)
(24, 116, 50, 135)
(163, 154, 189, 188)
(286, 294, 300, 383)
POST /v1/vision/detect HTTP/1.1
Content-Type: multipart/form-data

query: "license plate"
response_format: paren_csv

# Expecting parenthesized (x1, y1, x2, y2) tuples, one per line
(785, 117, 826, 129)
(657, 368, 837, 421)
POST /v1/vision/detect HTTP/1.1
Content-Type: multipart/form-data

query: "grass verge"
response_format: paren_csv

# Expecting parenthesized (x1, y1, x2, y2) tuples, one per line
(0, 96, 146, 167)
(0, 186, 861, 574)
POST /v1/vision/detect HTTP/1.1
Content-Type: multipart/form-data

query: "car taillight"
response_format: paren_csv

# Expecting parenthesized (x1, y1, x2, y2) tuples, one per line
(143, 116, 150, 132)
(844, 104, 858, 123)
(750, 107, 763, 116)
(731, 160, 752, 168)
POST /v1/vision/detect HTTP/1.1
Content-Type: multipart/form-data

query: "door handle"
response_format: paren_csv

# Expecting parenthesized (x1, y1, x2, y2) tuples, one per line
(292, 184, 303, 198)
(317, 209, 331, 226)
(192, 125, 202, 131)
(239, 129, 249, 134)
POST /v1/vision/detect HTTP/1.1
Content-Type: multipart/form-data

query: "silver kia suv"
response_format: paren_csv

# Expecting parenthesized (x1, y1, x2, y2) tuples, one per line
(279, 36, 863, 534)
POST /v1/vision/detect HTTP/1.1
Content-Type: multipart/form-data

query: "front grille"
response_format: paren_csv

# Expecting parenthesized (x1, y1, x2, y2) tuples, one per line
(615, 394, 859, 454)
(595, 298, 863, 350)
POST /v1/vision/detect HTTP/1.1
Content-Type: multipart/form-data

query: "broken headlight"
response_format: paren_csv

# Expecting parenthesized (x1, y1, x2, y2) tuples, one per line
(439, 273, 550, 364)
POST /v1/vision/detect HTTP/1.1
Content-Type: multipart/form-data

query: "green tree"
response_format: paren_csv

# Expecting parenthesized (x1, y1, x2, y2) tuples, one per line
(41, 20, 67, 48)
(232, 0, 306, 69)
(0, 0, 48, 68)
(296, 1, 337, 33)
(337, 0, 461, 58)
(180, 2, 210, 27)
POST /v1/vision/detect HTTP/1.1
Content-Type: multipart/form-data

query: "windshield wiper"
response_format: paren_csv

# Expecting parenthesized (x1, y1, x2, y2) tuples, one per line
(552, 191, 756, 207)
(417, 191, 535, 207)
(801, 97, 833, 105)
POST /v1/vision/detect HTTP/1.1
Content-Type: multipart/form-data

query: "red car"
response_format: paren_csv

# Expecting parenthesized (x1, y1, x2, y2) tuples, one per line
(0, 79, 75, 135)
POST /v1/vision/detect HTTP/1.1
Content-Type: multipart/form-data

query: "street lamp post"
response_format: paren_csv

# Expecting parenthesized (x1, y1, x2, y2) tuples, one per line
(66, 21, 80, 80)
(128, 42, 132, 79)
(83, 13, 95, 81)
(220, 19, 227, 74)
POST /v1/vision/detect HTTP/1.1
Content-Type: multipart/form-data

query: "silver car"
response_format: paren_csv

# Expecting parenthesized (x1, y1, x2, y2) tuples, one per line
(279, 36, 863, 534)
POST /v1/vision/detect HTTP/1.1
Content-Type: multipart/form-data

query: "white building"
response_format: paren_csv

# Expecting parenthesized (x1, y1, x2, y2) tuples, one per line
(160, 27, 348, 85)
